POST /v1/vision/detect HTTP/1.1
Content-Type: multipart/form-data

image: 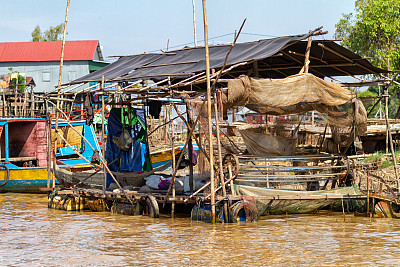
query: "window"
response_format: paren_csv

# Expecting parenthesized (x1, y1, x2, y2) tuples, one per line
(42, 72, 50, 82)
(68, 71, 76, 81)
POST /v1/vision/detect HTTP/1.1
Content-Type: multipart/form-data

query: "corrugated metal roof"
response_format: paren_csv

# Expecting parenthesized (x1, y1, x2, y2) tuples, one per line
(0, 40, 99, 62)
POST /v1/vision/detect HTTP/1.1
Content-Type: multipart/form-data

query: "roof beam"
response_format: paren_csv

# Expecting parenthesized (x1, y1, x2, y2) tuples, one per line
(318, 43, 378, 75)
(281, 51, 343, 82)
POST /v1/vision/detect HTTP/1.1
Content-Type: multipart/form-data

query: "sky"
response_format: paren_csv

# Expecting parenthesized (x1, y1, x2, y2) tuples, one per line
(0, 0, 357, 62)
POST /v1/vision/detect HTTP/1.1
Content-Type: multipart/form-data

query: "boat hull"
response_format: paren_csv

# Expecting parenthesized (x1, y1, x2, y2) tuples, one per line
(150, 148, 181, 171)
(0, 167, 51, 193)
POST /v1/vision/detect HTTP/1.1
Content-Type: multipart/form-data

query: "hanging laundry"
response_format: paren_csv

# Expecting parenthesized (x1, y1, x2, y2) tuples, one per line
(84, 92, 94, 125)
(148, 100, 162, 119)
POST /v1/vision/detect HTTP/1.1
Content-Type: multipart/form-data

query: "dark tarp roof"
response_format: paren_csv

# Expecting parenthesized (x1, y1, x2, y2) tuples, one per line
(68, 32, 388, 85)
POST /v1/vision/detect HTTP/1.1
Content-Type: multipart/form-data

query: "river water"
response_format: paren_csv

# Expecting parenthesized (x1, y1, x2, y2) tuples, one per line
(1, 193, 400, 266)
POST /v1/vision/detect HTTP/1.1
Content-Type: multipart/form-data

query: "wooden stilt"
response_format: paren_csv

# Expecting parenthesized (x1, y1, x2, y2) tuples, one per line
(371, 197, 375, 218)
(367, 174, 370, 216)
(214, 91, 228, 222)
(228, 164, 235, 195)
(45, 101, 52, 188)
(186, 103, 194, 192)
(170, 103, 176, 217)
(53, 0, 70, 188)
(101, 75, 107, 195)
(202, 0, 216, 223)
(341, 197, 346, 222)
(384, 90, 400, 191)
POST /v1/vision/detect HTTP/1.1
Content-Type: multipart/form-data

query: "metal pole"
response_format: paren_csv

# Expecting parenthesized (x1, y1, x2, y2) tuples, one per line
(202, 0, 216, 223)
(53, 0, 70, 188)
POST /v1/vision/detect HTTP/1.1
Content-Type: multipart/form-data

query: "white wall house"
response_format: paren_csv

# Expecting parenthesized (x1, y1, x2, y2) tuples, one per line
(0, 40, 108, 92)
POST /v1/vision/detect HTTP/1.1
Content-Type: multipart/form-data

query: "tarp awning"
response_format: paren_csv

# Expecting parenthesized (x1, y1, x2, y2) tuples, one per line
(67, 29, 388, 86)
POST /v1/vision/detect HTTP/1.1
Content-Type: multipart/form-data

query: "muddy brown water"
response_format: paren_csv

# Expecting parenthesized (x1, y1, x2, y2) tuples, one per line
(1, 193, 400, 266)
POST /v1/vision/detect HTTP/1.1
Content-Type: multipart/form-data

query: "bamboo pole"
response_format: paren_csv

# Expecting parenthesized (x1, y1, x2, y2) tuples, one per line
(101, 75, 107, 195)
(367, 174, 370, 216)
(172, 102, 215, 169)
(2, 88, 6, 117)
(45, 101, 52, 188)
(53, 0, 70, 188)
(192, 0, 197, 47)
(186, 103, 194, 192)
(384, 90, 400, 191)
(170, 103, 176, 217)
(202, 0, 216, 223)
(214, 91, 228, 222)
(304, 30, 312, 73)
(31, 91, 35, 117)
(228, 164, 235, 195)
(163, 107, 202, 206)
(52, 115, 134, 206)
(341, 197, 346, 222)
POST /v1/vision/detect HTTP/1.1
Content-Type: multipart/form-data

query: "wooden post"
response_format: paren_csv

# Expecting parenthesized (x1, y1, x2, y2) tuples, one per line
(386, 90, 389, 154)
(371, 197, 375, 218)
(341, 197, 346, 222)
(101, 75, 107, 194)
(186, 103, 194, 192)
(45, 101, 52, 188)
(367, 174, 370, 216)
(2, 88, 6, 117)
(214, 91, 228, 222)
(304, 31, 312, 73)
(384, 90, 400, 191)
(14, 76, 18, 117)
(253, 61, 259, 78)
(23, 89, 27, 117)
(202, 0, 216, 223)
(30, 91, 35, 117)
(228, 164, 235, 195)
(53, 0, 70, 188)
(170, 104, 176, 217)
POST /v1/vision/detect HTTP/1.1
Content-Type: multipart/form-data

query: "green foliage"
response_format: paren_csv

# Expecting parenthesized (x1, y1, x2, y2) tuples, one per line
(31, 25, 41, 42)
(335, 0, 400, 71)
(335, 0, 400, 117)
(357, 88, 379, 115)
(364, 149, 400, 169)
(31, 23, 65, 42)
(7, 68, 26, 92)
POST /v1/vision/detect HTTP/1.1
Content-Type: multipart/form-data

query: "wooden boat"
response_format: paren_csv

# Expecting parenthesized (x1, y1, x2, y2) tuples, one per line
(0, 119, 103, 193)
(150, 146, 182, 170)
(234, 184, 367, 215)
(55, 161, 172, 189)
(53, 120, 103, 166)
(55, 167, 144, 188)
(0, 118, 51, 193)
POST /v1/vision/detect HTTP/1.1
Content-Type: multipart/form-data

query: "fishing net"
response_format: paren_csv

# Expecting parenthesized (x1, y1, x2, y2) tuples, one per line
(223, 73, 368, 151)
(234, 184, 366, 215)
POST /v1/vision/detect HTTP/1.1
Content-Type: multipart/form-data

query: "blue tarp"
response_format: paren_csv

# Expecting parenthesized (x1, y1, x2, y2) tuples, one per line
(106, 108, 151, 187)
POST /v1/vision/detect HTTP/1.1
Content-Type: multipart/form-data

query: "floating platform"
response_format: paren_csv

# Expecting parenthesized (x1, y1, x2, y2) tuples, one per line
(48, 186, 374, 223)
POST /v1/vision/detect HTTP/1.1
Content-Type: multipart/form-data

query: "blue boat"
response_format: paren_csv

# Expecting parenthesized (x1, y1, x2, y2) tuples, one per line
(0, 118, 50, 193)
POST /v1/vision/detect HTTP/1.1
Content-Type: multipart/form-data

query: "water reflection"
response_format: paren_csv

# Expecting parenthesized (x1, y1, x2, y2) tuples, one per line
(0, 193, 399, 266)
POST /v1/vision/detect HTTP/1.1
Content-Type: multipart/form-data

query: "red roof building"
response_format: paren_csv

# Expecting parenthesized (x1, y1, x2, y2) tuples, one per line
(0, 40, 107, 92)
(0, 40, 103, 62)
